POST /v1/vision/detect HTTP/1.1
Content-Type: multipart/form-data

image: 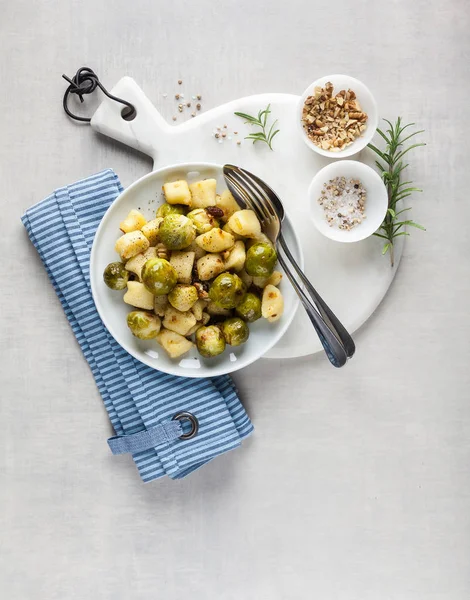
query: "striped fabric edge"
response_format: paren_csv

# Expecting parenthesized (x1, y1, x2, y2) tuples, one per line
(22, 169, 254, 482)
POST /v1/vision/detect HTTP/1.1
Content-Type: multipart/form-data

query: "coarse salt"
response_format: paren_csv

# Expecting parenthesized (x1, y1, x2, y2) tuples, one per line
(318, 177, 367, 230)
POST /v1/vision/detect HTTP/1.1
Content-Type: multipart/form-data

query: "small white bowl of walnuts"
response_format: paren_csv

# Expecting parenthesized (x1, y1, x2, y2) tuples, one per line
(298, 74, 378, 158)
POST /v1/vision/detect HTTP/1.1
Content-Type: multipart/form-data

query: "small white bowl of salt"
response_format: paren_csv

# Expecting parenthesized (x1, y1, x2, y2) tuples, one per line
(308, 160, 388, 243)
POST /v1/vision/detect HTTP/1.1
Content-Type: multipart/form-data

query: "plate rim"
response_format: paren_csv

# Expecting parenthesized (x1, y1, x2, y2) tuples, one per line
(90, 161, 303, 378)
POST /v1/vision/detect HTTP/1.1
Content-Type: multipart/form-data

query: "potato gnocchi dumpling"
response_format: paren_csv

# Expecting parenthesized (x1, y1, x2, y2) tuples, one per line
(163, 306, 197, 336)
(141, 218, 163, 246)
(162, 180, 192, 206)
(188, 179, 217, 208)
(156, 330, 194, 358)
(125, 247, 157, 281)
(223, 240, 246, 272)
(195, 228, 235, 253)
(115, 230, 150, 261)
(104, 177, 285, 359)
(170, 250, 195, 284)
(261, 285, 284, 323)
(196, 253, 225, 281)
(123, 281, 155, 310)
(228, 210, 262, 238)
(216, 190, 242, 221)
(120, 209, 147, 233)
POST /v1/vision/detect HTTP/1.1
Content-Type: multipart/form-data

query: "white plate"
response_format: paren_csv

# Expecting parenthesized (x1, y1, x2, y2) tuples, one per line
(90, 163, 302, 378)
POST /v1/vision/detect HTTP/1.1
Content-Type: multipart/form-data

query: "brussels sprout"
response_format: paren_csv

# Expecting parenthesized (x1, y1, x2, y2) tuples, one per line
(141, 258, 178, 295)
(103, 262, 129, 290)
(156, 203, 187, 218)
(221, 317, 249, 346)
(168, 284, 199, 312)
(245, 242, 278, 277)
(127, 311, 161, 340)
(208, 273, 246, 309)
(158, 215, 196, 250)
(235, 292, 262, 323)
(187, 208, 220, 234)
(196, 325, 226, 357)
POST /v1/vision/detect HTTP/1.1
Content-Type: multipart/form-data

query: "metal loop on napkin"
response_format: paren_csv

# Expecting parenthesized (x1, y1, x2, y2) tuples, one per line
(62, 67, 136, 123)
(173, 412, 199, 440)
(107, 413, 199, 455)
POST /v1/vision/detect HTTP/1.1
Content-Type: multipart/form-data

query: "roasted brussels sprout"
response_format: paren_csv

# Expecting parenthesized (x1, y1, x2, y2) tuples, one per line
(141, 258, 178, 295)
(235, 292, 262, 323)
(168, 284, 199, 312)
(126, 311, 161, 339)
(158, 215, 196, 250)
(103, 262, 129, 290)
(245, 242, 278, 277)
(196, 325, 226, 357)
(221, 317, 249, 346)
(187, 208, 219, 234)
(208, 273, 246, 309)
(156, 203, 187, 218)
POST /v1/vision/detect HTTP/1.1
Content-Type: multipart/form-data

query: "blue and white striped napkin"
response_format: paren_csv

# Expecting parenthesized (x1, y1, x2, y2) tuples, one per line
(22, 169, 253, 482)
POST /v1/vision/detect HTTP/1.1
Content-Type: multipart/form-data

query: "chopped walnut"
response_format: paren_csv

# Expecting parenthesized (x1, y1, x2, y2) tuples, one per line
(193, 281, 209, 299)
(301, 82, 368, 151)
(155, 243, 169, 260)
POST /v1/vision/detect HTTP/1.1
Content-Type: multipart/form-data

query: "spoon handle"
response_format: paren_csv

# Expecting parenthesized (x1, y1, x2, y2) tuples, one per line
(276, 252, 348, 368)
(279, 233, 356, 358)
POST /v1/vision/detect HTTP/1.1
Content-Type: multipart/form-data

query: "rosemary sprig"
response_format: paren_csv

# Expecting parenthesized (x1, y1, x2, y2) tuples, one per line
(368, 117, 426, 267)
(234, 104, 279, 150)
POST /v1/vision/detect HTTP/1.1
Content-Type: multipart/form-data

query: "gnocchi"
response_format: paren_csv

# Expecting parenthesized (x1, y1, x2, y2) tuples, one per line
(104, 178, 285, 360)
(261, 285, 284, 323)
(120, 209, 147, 233)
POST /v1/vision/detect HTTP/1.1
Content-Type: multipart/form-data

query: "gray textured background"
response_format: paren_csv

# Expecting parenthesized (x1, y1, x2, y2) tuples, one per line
(1, 1, 469, 598)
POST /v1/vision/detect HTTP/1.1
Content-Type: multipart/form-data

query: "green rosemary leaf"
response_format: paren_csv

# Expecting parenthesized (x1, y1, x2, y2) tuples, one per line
(393, 143, 426, 163)
(235, 104, 279, 151)
(368, 144, 388, 162)
(368, 118, 425, 266)
(268, 129, 280, 149)
(399, 130, 425, 145)
(394, 193, 413, 202)
(383, 118, 395, 135)
(266, 120, 279, 148)
(397, 122, 416, 135)
(245, 132, 266, 140)
(375, 160, 387, 173)
(395, 207, 412, 217)
(407, 221, 426, 231)
(270, 128, 280, 140)
(261, 104, 271, 127)
(376, 128, 391, 144)
(394, 162, 410, 176)
(234, 112, 260, 124)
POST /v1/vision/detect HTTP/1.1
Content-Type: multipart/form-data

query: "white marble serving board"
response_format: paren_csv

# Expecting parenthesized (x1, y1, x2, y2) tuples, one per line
(91, 77, 402, 359)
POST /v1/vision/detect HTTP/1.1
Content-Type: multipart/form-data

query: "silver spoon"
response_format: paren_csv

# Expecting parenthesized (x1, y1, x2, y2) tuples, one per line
(223, 164, 355, 368)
